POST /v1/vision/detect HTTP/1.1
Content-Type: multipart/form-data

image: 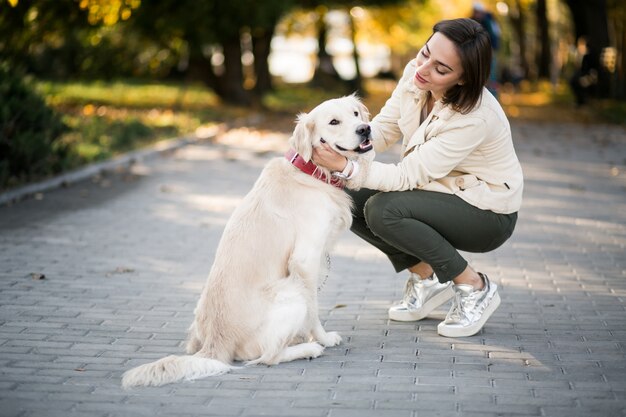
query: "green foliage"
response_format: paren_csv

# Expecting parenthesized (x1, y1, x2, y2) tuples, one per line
(595, 101, 626, 125)
(0, 67, 68, 189)
(37, 79, 219, 109)
(38, 79, 225, 169)
(262, 84, 347, 112)
(61, 116, 161, 162)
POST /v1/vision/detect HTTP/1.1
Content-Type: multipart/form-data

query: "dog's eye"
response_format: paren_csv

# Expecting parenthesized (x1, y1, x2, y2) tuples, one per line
(329, 119, 340, 125)
(354, 111, 359, 117)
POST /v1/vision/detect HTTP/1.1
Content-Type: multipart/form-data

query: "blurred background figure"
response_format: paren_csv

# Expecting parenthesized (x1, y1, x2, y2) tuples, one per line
(569, 37, 598, 107)
(471, 2, 501, 99)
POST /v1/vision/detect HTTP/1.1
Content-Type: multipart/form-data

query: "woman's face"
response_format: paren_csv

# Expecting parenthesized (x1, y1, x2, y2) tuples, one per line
(414, 32, 464, 100)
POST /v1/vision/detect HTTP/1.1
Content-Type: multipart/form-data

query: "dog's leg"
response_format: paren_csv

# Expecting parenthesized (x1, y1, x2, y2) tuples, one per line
(289, 226, 342, 348)
(273, 342, 325, 363)
(310, 303, 342, 347)
(185, 295, 209, 354)
(245, 280, 310, 366)
(185, 323, 202, 354)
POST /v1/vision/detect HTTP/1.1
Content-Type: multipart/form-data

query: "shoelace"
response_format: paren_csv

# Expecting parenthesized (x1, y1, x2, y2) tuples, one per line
(448, 289, 482, 321)
(449, 282, 494, 322)
(447, 291, 465, 320)
(403, 275, 420, 303)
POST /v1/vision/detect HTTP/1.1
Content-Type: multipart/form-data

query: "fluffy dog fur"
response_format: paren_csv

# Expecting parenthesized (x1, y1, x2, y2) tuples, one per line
(122, 95, 374, 388)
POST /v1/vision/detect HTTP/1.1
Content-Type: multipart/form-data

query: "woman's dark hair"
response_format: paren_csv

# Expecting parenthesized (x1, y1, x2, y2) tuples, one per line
(431, 18, 492, 114)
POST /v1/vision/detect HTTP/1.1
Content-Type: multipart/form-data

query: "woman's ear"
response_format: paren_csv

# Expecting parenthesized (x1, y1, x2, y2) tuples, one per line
(289, 113, 315, 162)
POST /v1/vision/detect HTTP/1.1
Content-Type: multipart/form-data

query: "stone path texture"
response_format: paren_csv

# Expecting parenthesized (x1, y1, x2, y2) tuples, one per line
(0, 120, 625, 417)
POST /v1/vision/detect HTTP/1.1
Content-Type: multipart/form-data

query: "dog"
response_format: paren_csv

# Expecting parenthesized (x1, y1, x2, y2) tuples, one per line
(122, 95, 374, 388)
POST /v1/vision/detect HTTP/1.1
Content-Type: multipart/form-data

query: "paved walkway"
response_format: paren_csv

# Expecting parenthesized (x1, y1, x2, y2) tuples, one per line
(1, 120, 625, 417)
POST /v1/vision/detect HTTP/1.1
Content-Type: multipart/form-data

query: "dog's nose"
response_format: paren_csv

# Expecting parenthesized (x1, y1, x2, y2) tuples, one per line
(356, 124, 371, 139)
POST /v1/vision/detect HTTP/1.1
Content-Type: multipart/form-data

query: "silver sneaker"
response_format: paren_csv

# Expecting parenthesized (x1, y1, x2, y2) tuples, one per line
(437, 273, 501, 337)
(388, 273, 454, 321)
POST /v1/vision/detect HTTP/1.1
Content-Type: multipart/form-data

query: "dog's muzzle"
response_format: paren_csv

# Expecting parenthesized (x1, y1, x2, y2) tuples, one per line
(355, 124, 373, 153)
(335, 124, 373, 153)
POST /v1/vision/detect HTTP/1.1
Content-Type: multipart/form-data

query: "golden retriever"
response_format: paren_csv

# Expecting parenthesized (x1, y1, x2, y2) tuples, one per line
(122, 95, 374, 388)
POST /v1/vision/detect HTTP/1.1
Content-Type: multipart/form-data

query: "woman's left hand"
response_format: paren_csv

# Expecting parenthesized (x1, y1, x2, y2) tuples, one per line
(312, 141, 348, 172)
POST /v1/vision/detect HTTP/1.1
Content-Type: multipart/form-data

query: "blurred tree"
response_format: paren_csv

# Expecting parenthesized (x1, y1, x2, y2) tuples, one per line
(310, 5, 344, 90)
(564, 0, 612, 97)
(78, 0, 141, 26)
(248, 0, 296, 96)
(127, 0, 300, 105)
(2, 0, 297, 105)
(0, 1, 89, 77)
(506, 0, 530, 79)
(128, 1, 263, 105)
(298, 0, 406, 95)
(605, 0, 625, 98)
(535, 0, 551, 79)
(0, 0, 161, 79)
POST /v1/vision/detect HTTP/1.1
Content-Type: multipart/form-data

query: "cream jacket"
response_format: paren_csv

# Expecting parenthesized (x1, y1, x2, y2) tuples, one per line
(365, 59, 524, 214)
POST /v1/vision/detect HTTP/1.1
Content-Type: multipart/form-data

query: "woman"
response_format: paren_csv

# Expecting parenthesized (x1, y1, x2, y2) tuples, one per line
(312, 18, 523, 338)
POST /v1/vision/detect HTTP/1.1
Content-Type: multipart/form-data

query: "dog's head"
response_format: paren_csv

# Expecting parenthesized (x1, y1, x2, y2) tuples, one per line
(289, 94, 374, 163)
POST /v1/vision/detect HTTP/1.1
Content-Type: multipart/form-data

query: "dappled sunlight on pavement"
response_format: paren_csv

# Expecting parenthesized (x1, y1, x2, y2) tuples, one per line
(0, 117, 625, 416)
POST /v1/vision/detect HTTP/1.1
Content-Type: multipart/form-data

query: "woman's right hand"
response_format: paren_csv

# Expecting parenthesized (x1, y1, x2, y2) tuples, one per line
(312, 141, 349, 172)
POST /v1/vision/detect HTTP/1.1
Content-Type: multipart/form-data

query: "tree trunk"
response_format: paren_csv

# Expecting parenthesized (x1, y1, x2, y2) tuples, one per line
(348, 11, 364, 96)
(565, 0, 611, 97)
(508, 0, 529, 79)
(252, 27, 275, 96)
(220, 34, 251, 106)
(187, 46, 220, 93)
(535, 0, 551, 79)
(312, 8, 342, 89)
(614, 6, 626, 100)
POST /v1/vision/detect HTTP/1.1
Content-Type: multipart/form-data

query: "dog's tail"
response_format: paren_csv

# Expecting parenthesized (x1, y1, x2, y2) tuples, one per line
(121, 354, 233, 388)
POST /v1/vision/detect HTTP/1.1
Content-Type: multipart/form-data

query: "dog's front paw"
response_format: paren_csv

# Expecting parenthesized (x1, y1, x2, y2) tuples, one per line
(318, 331, 342, 347)
(307, 342, 325, 358)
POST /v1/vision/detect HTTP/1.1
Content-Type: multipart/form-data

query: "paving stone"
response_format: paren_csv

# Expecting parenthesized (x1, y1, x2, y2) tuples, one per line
(1, 121, 625, 416)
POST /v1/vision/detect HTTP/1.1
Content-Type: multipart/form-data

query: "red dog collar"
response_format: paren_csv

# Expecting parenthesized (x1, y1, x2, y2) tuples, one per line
(285, 148, 344, 189)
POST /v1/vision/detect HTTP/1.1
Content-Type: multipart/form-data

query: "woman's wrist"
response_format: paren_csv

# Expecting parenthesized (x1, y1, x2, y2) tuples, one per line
(331, 157, 353, 179)
(335, 157, 349, 173)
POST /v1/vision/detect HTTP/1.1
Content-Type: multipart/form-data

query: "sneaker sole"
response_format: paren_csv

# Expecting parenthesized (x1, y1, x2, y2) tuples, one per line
(388, 285, 455, 322)
(437, 291, 501, 338)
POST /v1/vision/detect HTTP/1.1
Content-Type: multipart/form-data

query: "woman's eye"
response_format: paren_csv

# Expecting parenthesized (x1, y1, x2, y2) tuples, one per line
(329, 119, 340, 125)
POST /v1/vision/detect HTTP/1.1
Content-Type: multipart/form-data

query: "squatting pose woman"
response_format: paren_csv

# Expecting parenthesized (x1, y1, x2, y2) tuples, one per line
(313, 18, 523, 337)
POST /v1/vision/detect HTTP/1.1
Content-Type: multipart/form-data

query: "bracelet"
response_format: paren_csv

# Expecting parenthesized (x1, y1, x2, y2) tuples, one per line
(346, 160, 360, 180)
(331, 159, 353, 180)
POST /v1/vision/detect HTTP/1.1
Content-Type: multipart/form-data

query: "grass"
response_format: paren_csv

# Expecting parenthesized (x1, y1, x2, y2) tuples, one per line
(28, 77, 624, 186)
(37, 80, 246, 167)
(499, 80, 626, 125)
(38, 79, 220, 110)
(36, 79, 358, 168)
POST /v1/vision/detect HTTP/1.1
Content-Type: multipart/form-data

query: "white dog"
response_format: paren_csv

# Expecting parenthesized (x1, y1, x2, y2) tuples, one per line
(122, 95, 374, 388)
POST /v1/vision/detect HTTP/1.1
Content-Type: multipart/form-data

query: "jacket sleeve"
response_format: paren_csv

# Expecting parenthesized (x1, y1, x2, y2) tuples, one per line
(369, 61, 416, 153)
(363, 116, 487, 191)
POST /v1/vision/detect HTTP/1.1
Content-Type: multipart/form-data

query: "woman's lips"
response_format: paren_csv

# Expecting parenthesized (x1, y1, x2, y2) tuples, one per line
(415, 72, 428, 84)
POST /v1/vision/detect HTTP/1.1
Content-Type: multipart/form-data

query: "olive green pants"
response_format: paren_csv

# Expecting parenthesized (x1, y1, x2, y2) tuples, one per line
(349, 188, 518, 282)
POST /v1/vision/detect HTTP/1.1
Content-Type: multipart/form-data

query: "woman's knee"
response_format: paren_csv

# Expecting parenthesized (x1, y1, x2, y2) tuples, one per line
(363, 192, 396, 236)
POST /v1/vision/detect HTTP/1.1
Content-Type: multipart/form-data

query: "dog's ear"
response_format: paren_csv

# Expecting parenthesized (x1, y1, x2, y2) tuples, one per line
(289, 112, 315, 162)
(356, 100, 370, 122)
(348, 92, 370, 122)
